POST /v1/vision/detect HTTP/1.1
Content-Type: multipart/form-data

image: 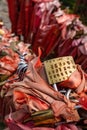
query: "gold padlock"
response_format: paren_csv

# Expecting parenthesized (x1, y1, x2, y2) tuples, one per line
(44, 56, 76, 84)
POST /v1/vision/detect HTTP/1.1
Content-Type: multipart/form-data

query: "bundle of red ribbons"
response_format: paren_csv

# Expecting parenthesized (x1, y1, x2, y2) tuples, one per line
(7, 0, 87, 73)
(0, 0, 87, 129)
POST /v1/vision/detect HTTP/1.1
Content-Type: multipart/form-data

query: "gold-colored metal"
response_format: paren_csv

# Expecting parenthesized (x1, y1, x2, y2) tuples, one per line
(0, 21, 4, 26)
(44, 56, 76, 84)
(0, 29, 5, 35)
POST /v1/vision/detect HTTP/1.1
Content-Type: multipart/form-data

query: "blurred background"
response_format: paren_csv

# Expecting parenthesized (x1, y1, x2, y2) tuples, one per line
(0, 0, 87, 29)
(0, 0, 11, 28)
